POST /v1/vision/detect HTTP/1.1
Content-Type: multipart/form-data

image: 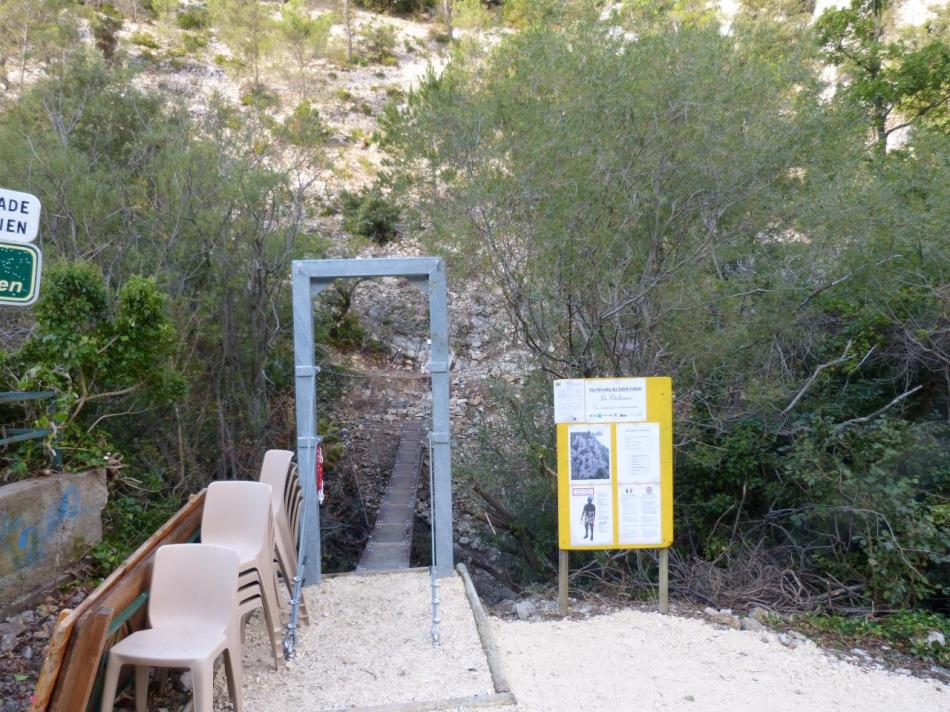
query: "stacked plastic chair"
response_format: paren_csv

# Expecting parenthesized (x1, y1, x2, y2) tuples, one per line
(99, 544, 244, 712)
(101, 455, 301, 710)
(201, 481, 284, 669)
(259, 449, 310, 625)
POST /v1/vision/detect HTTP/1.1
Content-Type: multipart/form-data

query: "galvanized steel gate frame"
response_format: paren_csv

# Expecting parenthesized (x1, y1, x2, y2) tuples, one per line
(292, 257, 454, 585)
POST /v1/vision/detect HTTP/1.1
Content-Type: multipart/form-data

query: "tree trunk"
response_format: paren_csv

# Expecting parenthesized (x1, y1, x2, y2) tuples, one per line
(442, 0, 453, 40)
(344, 0, 353, 63)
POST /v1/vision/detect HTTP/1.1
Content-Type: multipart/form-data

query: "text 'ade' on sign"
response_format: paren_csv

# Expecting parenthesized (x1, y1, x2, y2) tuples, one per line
(0, 188, 41, 244)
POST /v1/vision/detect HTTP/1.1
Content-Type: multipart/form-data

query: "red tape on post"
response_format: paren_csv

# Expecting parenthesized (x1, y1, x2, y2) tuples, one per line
(316, 443, 325, 505)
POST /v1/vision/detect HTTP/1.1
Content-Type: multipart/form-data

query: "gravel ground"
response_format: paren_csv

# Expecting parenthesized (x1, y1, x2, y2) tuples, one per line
(489, 609, 948, 712)
(214, 570, 494, 710)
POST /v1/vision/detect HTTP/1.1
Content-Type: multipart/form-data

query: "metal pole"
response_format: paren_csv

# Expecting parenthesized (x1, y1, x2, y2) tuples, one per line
(292, 263, 321, 586)
(558, 548, 569, 616)
(427, 259, 454, 577)
(428, 433, 441, 647)
(658, 548, 669, 614)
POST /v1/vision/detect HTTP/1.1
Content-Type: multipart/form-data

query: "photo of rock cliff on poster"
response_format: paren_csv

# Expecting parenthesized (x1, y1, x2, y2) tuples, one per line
(568, 424, 612, 482)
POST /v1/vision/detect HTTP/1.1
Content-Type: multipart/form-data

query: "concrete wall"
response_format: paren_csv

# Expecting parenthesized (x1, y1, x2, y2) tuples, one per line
(0, 471, 107, 605)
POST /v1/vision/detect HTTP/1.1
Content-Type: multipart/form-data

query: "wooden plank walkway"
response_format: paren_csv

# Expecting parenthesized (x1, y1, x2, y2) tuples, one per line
(357, 421, 426, 572)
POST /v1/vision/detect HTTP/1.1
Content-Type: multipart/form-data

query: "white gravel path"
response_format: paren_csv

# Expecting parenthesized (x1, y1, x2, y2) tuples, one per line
(213, 571, 947, 712)
(214, 570, 495, 710)
(489, 609, 948, 712)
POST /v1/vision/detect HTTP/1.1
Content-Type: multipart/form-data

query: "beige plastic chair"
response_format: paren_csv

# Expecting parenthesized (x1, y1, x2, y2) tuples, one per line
(278, 462, 305, 572)
(99, 544, 243, 712)
(201, 481, 283, 668)
(285, 463, 304, 548)
(259, 450, 309, 626)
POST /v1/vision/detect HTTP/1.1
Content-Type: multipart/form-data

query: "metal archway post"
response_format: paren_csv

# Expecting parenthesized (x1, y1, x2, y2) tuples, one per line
(292, 257, 454, 585)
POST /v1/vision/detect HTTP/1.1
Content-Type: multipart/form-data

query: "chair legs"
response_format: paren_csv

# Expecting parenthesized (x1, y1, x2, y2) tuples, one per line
(99, 657, 122, 712)
(190, 660, 214, 712)
(223, 644, 244, 712)
(239, 583, 282, 669)
(99, 653, 241, 712)
(258, 561, 284, 665)
(135, 665, 148, 712)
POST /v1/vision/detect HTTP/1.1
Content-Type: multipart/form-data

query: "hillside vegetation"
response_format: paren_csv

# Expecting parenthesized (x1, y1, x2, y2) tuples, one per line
(0, 0, 947, 664)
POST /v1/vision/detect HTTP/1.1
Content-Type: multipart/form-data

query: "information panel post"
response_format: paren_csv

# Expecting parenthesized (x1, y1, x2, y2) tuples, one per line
(554, 377, 673, 614)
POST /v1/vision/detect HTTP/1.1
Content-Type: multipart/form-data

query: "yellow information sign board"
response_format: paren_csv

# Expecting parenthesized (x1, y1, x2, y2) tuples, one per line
(555, 377, 673, 550)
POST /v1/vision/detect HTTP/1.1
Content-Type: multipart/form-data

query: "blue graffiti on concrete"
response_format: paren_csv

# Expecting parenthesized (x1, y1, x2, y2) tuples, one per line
(46, 484, 81, 536)
(1, 482, 82, 572)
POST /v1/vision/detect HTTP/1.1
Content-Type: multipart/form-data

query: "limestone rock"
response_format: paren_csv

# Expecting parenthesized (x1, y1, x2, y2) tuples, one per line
(703, 607, 740, 629)
(740, 616, 765, 632)
(515, 600, 536, 621)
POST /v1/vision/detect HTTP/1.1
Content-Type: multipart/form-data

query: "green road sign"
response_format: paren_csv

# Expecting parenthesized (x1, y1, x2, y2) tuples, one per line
(0, 241, 42, 306)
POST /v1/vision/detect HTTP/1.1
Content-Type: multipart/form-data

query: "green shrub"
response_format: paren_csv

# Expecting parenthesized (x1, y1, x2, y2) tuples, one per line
(149, 0, 179, 19)
(428, 25, 451, 44)
(359, 23, 397, 64)
(314, 283, 367, 351)
(503, 0, 579, 28)
(130, 31, 160, 49)
(339, 187, 400, 245)
(804, 611, 950, 666)
(91, 489, 182, 574)
(8, 262, 182, 469)
(356, 0, 433, 15)
(177, 6, 210, 30)
(180, 31, 209, 53)
(93, 12, 122, 60)
(240, 84, 280, 110)
(281, 101, 331, 146)
(453, 0, 494, 30)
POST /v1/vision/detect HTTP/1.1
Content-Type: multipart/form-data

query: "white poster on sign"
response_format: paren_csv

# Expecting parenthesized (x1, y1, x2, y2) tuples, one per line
(618, 483, 662, 545)
(568, 424, 612, 483)
(616, 422, 661, 484)
(570, 485, 613, 546)
(553, 379, 585, 423)
(0, 188, 41, 243)
(583, 378, 647, 422)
